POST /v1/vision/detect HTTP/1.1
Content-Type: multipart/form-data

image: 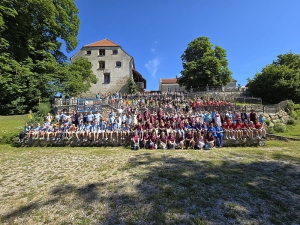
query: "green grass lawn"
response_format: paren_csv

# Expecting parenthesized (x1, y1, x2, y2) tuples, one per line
(0, 115, 300, 224)
(0, 115, 28, 141)
(0, 142, 299, 224)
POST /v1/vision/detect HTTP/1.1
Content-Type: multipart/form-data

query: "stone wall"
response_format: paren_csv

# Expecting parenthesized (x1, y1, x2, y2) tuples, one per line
(263, 110, 290, 127)
(17, 136, 265, 148)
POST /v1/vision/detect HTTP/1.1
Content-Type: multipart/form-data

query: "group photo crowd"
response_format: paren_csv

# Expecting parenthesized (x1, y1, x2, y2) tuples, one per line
(19, 93, 266, 150)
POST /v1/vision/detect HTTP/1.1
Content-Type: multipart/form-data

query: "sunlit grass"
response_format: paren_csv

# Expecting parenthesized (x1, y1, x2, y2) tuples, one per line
(0, 142, 299, 224)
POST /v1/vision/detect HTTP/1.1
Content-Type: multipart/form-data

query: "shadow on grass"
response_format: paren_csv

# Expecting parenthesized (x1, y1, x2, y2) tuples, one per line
(2, 152, 300, 224)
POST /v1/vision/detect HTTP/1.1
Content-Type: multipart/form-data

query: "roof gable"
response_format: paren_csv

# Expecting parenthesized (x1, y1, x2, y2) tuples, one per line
(84, 38, 120, 47)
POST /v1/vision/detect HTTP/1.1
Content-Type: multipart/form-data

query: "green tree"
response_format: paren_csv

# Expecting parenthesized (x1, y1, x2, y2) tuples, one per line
(64, 57, 98, 97)
(1, 0, 79, 62)
(248, 53, 300, 104)
(127, 77, 138, 94)
(178, 37, 232, 89)
(0, 0, 98, 114)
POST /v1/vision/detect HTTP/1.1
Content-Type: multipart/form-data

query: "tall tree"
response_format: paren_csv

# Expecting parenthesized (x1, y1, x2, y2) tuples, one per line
(178, 37, 232, 89)
(248, 52, 300, 104)
(127, 77, 138, 94)
(1, 0, 79, 62)
(0, 0, 98, 114)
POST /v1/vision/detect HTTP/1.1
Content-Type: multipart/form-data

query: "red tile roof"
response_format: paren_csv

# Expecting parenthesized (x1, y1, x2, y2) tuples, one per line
(161, 78, 178, 84)
(84, 39, 120, 47)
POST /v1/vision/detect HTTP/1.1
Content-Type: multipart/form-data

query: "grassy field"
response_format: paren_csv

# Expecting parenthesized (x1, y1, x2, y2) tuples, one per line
(0, 141, 299, 225)
(0, 115, 28, 142)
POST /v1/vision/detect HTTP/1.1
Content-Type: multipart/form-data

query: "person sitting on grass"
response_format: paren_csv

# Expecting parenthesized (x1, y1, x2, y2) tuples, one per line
(215, 123, 223, 148)
(167, 130, 176, 149)
(159, 131, 168, 149)
(141, 131, 150, 149)
(149, 130, 158, 150)
(185, 130, 195, 149)
(195, 131, 205, 150)
(131, 131, 140, 150)
(175, 131, 184, 150)
(205, 131, 215, 150)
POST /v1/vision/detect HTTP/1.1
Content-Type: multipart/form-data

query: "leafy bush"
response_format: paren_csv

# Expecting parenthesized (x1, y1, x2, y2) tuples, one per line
(293, 103, 300, 111)
(285, 100, 295, 113)
(266, 126, 274, 134)
(289, 110, 298, 120)
(0, 130, 21, 144)
(33, 102, 51, 117)
(28, 113, 45, 125)
(286, 119, 297, 125)
(273, 123, 286, 133)
(265, 119, 271, 126)
(28, 102, 51, 124)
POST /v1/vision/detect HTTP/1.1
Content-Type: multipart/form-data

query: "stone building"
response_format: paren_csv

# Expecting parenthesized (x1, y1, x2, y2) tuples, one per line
(159, 77, 238, 93)
(159, 78, 185, 93)
(71, 39, 146, 97)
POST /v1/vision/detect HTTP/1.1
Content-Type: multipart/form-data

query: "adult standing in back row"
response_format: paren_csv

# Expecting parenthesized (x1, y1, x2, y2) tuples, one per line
(249, 109, 257, 122)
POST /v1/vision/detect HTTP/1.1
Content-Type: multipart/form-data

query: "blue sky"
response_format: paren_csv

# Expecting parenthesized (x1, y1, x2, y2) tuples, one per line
(65, 0, 300, 91)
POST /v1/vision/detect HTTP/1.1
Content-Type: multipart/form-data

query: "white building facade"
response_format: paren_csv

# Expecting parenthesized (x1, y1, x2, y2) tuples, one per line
(71, 39, 146, 97)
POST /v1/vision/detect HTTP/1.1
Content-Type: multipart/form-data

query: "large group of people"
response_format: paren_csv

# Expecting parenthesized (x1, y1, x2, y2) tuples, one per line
(96, 91, 235, 112)
(19, 94, 266, 150)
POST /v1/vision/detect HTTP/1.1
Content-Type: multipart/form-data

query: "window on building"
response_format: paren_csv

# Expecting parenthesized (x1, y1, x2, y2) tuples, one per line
(112, 49, 118, 55)
(116, 61, 122, 67)
(168, 88, 171, 93)
(104, 73, 110, 84)
(99, 61, 105, 69)
(86, 50, 91, 55)
(99, 49, 105, 56)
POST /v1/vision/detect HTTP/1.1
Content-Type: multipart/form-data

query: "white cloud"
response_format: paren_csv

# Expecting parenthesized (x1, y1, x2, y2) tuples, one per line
(145, 57, 160, 78)
(150, 48, 156, 53)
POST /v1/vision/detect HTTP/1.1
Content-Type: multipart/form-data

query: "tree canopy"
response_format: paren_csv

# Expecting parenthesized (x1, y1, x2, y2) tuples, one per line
(0, 0, 97, 114)
(178, 37, 232, 89)
(247, 53, 300, 104)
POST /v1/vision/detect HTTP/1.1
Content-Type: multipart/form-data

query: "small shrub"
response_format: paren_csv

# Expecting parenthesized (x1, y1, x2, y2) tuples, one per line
(289, 110, 298, 120)
(266, 126, 274, 134)
(273, 123, 286, 133)
(265, 119, 271, 126)
(285, 101, 295, 113)
(0, 130, 21, 144)
(33, 102, 51, 117)
(286, 119, 297, 125)
(28, 112, 45, 125)
(293, 104, 300, 111)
